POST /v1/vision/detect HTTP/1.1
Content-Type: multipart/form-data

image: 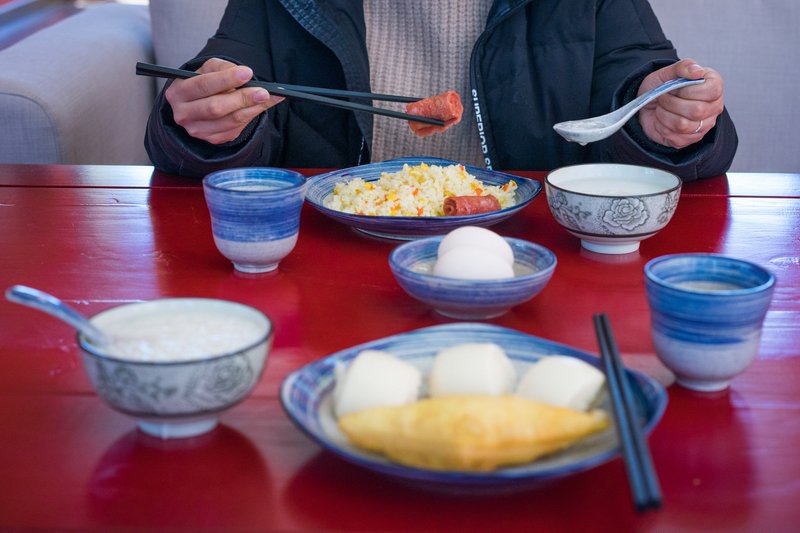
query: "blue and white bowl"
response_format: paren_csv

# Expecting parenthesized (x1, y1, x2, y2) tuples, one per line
(645, 253, 776, 391)
(305, 157, 541, 240)
(78, 298, 273, 439)
(203, 168, 306, 273)
(389, 236, 557, 319)
(280, 322, 667, 491)
(546, 164, 681, 254)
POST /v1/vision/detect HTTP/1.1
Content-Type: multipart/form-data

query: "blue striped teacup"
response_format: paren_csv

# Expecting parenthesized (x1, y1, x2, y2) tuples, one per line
(203, 168, 306, 273)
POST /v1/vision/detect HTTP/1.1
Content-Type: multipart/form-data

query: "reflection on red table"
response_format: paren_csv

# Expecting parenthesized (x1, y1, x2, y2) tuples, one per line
(0, 165, 798, 532)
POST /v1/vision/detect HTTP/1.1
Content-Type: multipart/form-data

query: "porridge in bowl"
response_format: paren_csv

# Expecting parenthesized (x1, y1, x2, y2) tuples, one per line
(79, 298, 272, 439)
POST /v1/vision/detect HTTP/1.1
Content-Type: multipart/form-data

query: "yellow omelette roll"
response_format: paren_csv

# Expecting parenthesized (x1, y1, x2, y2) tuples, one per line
(338, 394, 609, 472)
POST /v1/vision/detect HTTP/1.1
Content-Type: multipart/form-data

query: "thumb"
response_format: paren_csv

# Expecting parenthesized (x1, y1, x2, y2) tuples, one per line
(639, 58, 706, 97)
(665, 58, 706, 81)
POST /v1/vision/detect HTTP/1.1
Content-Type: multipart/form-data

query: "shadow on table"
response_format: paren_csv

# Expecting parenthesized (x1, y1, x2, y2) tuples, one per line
(650, 386, 755, 529)
(88, 424, 274, 528)
(280, 449, 651, 531)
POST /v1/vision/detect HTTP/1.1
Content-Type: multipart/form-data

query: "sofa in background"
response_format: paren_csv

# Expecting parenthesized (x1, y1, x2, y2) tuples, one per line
(0, 0, 226, 166)
(0, 0, 796, 172)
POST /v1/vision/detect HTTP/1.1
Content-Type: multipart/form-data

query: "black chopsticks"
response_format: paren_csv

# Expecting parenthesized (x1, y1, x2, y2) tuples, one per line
(135, 62, 445, 127)
(593, 313, 662, 512)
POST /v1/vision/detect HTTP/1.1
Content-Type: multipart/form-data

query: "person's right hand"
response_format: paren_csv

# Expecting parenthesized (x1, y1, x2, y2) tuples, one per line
(165, 58, 284, 144)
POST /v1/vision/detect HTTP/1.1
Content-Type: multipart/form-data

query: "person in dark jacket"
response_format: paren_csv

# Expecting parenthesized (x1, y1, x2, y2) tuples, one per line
(145, 0, 737, 181)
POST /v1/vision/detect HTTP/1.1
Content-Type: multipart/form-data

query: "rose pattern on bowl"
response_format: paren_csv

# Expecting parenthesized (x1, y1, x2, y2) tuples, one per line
(547, 189, 679, 236)
(602, 197, 648, 231)
(90, 353, 256, 415)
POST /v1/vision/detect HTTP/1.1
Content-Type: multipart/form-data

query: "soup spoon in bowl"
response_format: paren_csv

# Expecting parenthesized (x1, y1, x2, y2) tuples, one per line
(553, 77, 705, 145)
(5, 285, 111, 347)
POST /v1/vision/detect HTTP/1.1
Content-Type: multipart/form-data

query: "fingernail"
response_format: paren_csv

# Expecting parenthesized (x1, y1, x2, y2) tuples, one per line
(235, 67, 253, 82)
(253, 90, 269, 103)
(689, 63, 704, 74)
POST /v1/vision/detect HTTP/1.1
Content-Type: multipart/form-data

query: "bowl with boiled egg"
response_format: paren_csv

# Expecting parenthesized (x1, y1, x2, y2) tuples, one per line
(388, 226, 556, 319)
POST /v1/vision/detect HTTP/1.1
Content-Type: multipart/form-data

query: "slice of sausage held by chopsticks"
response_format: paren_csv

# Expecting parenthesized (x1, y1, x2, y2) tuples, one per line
(443, 195, 501, 216)
(406, 90, 464, 137)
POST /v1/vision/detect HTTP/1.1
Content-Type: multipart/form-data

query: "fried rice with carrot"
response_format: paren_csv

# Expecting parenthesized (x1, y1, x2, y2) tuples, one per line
(324, 163, 517, 217)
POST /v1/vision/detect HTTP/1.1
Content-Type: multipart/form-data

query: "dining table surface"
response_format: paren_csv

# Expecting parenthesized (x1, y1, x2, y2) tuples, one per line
(0, 162, 798, 533)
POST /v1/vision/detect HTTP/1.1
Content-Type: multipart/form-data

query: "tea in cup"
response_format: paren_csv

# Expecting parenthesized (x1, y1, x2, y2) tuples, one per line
(644, 253, 775, 391)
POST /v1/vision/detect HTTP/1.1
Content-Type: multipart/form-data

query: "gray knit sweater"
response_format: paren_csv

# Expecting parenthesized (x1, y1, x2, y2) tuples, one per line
(363, 1, 492, 166)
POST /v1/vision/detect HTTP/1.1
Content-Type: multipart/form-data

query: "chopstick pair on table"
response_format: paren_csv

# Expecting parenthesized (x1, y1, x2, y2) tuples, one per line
(593, 313, 662, 512)
(135, 62, 445, 127)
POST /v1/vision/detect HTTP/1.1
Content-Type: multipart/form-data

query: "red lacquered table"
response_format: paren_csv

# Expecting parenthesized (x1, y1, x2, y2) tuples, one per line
(0, 164, 798, 532)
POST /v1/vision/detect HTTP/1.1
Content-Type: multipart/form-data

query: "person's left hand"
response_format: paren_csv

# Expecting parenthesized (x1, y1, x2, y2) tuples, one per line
(636, 58, 725, 149)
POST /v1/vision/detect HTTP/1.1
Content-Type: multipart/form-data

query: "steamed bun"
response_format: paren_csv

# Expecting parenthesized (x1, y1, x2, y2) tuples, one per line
(428, 342, 517, 397)
(334, 350, 422, 418)
(515, 356, 605, 411)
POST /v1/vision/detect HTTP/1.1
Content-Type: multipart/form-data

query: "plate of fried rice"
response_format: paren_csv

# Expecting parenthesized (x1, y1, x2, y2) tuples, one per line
(305, 157, 542, 239)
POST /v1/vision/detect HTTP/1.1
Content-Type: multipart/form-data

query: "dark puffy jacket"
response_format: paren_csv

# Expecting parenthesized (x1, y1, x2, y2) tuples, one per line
(145, 0, 738, 180)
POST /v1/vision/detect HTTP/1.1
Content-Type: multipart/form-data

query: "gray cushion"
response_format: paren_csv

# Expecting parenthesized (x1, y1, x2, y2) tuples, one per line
(150, 0, 228, 85)
(0, 3, 153, 164)
(651, 0, 799, 172)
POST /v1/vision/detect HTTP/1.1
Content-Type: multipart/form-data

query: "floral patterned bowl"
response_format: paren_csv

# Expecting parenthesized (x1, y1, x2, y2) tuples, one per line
(545, 164, 682, 254)
(77, 298, 272, 439)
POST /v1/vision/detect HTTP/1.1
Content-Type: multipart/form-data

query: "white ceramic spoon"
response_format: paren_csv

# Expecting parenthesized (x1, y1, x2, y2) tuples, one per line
(553, 77, 705, 144)
(5, 285, 111, 347)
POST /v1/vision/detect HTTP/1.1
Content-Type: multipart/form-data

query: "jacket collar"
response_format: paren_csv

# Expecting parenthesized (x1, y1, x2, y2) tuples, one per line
(487, 0, 534, 24)
(278, 0, 373, 143)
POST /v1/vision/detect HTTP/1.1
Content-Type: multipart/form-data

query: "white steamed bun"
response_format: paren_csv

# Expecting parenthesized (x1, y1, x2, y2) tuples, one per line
(333, 349, 422, 418)
(515, 355, 606, 411)
(428, 342, 517, 397)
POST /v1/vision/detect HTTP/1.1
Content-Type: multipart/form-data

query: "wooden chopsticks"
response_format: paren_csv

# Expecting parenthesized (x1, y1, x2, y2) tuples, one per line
(135, 62, 445, 127)
(593, 313, 662, 512)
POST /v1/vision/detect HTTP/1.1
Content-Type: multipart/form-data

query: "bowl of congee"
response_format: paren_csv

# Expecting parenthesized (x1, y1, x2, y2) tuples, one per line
(545, 163, 682, 254)
(77, 298, 272, 439)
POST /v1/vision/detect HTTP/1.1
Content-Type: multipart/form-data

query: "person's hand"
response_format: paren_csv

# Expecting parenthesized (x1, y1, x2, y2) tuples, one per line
(165, 58, 284, 144)
(636, 58, 724, 149)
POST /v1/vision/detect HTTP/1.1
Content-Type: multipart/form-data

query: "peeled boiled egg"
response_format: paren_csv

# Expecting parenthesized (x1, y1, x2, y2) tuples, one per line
(428, 342, 517, 397)
(437, 226, 514, 266)
(515, 356, 606, 411)
(333, 350, 422, 418)
(433, 247, 514, 279)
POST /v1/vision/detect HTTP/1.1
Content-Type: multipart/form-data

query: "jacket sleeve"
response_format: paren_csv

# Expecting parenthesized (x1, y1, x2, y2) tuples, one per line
(144, 1, 283, 177)
(589, 0, 738, 180)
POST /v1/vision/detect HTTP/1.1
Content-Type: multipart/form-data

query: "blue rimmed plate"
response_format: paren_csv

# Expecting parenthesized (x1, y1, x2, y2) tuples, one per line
(304, 157, 542, 240)
(280, 323, 667, 491)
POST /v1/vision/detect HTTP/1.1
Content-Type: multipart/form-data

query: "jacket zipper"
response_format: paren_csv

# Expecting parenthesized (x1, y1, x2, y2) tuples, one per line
(470, 0, 533, 169)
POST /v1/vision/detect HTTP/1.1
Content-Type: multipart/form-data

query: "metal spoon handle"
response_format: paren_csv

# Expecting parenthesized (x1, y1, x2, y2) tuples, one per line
(5, 285, 110, 346)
